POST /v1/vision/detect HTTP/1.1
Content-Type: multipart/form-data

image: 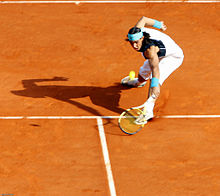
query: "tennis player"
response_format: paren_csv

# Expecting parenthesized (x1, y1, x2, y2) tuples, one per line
(121, 16, 184, 124)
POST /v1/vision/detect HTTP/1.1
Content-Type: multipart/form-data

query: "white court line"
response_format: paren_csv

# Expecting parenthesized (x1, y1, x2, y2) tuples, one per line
(97, 117, 117, 196)
(0, 116, 24, 119)
(0, 115, 219, 119)
(0, 0, 219, 3)
(159, 115, 220, 118)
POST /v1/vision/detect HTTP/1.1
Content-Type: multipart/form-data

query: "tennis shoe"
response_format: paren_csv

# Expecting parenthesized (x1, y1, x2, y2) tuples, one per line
(121, 76, 130, 85)
(121, 76, 146, 88)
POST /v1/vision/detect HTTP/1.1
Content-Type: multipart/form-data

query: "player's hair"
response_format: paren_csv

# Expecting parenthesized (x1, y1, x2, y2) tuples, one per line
(125, 27, 150, 42)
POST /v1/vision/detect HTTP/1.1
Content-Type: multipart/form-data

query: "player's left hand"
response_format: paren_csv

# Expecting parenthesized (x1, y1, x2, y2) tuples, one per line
(161, 21, 167, 31)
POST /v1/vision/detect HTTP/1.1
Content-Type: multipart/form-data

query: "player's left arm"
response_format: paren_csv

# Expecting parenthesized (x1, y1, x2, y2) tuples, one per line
(144, 46, 160, 98)
(135, 16, 167, 31)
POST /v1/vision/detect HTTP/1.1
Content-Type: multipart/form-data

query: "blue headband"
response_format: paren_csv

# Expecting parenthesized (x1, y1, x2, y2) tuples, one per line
(128, 31, 143, 41)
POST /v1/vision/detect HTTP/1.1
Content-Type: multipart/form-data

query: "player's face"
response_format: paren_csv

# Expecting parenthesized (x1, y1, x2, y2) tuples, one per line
(129, 36, 144, 51)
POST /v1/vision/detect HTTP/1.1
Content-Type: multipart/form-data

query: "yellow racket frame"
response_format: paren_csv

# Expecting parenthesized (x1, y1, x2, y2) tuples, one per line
(118, 108, 145, 135)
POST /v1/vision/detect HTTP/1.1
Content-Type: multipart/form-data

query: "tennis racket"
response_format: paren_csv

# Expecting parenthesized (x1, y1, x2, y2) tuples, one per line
(118, 103, 147, 135)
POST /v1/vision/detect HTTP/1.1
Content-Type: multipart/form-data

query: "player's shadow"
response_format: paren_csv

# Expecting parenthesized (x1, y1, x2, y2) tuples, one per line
(11, 77, 131, 133)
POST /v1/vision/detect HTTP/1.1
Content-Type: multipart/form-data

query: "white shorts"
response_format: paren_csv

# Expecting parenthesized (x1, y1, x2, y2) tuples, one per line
(139, 52, 184, 85)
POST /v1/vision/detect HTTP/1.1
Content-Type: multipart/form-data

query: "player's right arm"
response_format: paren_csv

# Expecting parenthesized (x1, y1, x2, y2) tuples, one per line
(144, 46, 160, 98)
(135, 16, 167, 31)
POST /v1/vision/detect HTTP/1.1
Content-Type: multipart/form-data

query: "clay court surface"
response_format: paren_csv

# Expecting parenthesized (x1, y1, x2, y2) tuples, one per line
(0, 1, 220, 195)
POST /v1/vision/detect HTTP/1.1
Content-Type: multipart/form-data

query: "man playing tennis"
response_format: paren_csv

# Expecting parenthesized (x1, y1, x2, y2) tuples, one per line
(121, 16, 184, 124)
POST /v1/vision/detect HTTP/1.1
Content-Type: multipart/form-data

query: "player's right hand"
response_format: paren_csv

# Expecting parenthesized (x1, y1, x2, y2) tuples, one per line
(150, 86, 160, 99)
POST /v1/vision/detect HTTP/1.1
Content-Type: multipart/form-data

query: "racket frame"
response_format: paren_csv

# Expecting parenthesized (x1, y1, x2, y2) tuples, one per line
(118, 107, 145, 135)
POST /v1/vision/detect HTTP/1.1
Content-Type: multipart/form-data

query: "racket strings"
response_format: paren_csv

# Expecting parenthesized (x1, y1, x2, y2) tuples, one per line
(119, 109, 144, 134)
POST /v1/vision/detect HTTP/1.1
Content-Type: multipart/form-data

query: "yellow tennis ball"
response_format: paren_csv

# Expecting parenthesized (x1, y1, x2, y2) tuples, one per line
(129, 71, 135, 80)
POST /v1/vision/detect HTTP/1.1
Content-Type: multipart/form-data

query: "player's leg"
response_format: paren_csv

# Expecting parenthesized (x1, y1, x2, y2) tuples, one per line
(158, 55, 183, 86)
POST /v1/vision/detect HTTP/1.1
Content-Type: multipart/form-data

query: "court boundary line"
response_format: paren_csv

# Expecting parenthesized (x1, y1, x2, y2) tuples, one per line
(97, 117, 117, 196)
(0, 115, 219, 119)
(0, 0, 219, 3)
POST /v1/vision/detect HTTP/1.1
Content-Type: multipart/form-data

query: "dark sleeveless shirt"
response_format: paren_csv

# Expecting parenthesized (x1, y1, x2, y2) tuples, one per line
(139, 39, 166, 59)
